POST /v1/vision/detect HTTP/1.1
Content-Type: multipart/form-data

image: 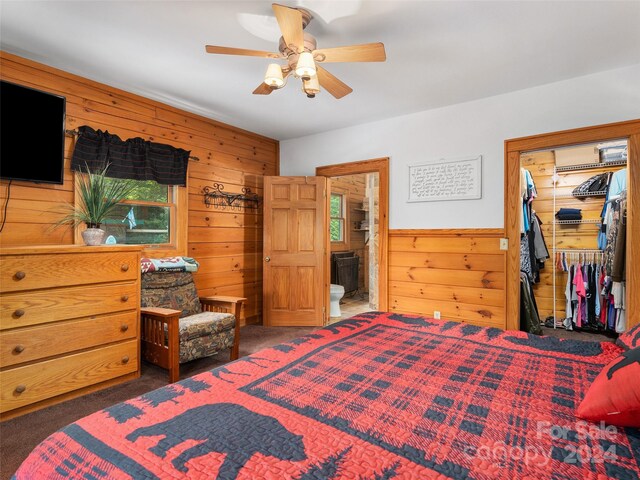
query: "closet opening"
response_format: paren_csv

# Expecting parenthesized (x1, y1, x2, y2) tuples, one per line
(504, 119, 639, 336)
(519, 140, 628, 338)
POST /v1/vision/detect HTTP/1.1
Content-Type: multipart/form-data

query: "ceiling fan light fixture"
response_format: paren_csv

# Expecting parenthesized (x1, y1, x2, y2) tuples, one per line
(295, 51, 316, 79)
(264, 63, 285, 87)
(302, 75, 320, 98)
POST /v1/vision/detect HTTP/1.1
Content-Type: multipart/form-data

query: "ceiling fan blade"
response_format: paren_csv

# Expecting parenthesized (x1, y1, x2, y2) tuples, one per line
(313, 42, 386, 63)
(316, 66, 353, 99)
(205, 45, 281, 58)
(272, 4, 304, 52)
(253, 82, 276, 95)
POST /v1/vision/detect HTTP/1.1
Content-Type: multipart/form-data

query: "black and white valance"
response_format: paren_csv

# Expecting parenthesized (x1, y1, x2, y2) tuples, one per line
(71, 126, 190, 186)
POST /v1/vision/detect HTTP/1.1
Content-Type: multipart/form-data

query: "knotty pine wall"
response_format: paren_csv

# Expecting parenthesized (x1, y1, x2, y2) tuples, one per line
(0, 52, 278, 324)
(389, 229, 506, 329)
(330, 174, 367, 290)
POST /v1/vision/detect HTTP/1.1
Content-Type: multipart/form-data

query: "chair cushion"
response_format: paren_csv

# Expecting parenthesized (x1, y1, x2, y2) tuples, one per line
(180, 328, 235, 364)
(179, 311, 235, 342)
(141, 271, 202, 317)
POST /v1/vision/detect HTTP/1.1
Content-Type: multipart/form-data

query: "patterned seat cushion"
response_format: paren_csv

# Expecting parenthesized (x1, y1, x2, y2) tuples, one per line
(179, 311, 235, 342)
(180, 329, 235, 364)
(141, 272, 202, 317)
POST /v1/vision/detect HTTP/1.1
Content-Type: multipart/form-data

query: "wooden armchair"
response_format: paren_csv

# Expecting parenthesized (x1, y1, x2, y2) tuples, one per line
(140, 271, 246, 383)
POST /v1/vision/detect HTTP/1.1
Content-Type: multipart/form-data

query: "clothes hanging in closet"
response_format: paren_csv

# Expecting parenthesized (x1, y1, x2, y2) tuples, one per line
(601, 189, 627, 333)
(519, 168, 549, 283)
(558, 253, 608, 332)
(520, 272, 542, 335)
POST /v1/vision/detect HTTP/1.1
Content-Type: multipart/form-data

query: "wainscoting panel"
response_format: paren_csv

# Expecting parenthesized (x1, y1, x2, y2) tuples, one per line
(389, 229, 507, 328)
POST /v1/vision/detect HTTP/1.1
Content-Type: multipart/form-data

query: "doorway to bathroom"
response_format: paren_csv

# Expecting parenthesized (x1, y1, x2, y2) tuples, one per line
(316, 158, 389, 322)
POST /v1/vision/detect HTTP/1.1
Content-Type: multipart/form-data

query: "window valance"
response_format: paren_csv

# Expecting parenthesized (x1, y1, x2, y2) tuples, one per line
(71, 126, 190, 186)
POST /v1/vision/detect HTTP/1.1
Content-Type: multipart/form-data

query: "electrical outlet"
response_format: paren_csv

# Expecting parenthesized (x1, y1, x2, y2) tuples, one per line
(500, 238, 509, 250)
(434, 310, 441, 320)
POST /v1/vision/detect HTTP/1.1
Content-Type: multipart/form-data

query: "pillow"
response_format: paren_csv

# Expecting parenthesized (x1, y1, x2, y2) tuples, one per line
(576, 346, 640, 427)
(616, 323, 640, 351)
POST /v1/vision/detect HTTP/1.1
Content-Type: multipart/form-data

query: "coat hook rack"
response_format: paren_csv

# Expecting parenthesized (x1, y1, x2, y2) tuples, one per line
(203, 183, 260, 212)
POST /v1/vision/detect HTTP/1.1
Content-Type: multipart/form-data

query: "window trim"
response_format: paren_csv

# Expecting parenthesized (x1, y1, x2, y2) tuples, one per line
(73, 173, 188, 256)
(330, 191, 348, 246)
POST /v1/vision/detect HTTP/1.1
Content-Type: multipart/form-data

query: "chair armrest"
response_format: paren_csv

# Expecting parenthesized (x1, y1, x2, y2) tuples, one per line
(199, 296, 246, 321)
(141, 306, 182, 318)
(140, 307, 181, 383)
(199, 296, 247, 308)
(200, 297, 247, 362)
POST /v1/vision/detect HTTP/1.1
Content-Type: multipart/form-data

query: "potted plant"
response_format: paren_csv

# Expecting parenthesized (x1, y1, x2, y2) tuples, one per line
(57, 164, 133, 245)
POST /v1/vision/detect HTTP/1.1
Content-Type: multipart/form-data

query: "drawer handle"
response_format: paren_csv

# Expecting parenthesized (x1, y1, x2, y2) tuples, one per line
(120, 324, 129, 332)
(14, 345, 25, 354)
(121, 295, 129, 302)
(14, 271, 26, 280)
(122, 355, 130, 364)
(14, 309, 25, 318)
(121, 264, 129, 272)
(15, 385, 26, 394)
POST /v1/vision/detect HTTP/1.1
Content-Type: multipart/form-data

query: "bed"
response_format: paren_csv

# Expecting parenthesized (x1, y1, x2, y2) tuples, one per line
(14, 312, 640, 479)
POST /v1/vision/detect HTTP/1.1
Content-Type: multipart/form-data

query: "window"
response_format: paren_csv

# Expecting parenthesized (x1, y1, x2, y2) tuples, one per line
(102, 178, 174, 245)
(330, 193, 345, 242)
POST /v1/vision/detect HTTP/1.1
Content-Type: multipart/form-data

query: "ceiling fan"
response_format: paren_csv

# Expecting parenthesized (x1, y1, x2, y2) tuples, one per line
(205, 3, 386, 99)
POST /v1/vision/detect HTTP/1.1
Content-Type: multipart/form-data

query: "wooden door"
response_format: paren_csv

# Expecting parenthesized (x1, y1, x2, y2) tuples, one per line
(263, 176, 329, 326)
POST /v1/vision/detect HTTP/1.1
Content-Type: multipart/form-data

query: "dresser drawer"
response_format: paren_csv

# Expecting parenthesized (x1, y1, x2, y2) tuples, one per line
(1, 252, 137, 293)
(0, 340, 138, 413)
(1, 311, 137, 367)
(1, 283, 138, 330)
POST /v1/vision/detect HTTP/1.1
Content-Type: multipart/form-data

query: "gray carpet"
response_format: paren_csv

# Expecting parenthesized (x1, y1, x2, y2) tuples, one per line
(0, 325, 316, 480)
(541, 326, 616, 343)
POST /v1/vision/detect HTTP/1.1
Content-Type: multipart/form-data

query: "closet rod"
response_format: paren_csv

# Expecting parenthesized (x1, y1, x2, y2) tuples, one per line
(553, 248, 602, 253)
(64, 129, 200, 162)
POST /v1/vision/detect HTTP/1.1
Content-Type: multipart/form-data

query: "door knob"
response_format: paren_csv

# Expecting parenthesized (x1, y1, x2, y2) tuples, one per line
(265, 256, 270, 262)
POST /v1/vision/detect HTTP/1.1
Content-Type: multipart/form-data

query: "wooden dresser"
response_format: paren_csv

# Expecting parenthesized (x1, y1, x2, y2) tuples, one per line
(0, 245, 142, 420)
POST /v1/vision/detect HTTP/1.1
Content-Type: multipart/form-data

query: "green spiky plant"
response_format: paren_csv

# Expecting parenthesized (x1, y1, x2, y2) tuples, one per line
(57, 164, 134, 229)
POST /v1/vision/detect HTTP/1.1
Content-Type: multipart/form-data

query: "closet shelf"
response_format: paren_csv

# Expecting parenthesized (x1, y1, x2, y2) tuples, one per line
(555, 191, 607, 199)
(554, 219, 601, 225)
(555, 159, 627, 172)
(552, 248, 602, 253)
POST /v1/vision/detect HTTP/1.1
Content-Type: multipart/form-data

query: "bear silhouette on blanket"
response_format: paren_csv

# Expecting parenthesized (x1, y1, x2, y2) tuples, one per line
(127, 403, 306, 477)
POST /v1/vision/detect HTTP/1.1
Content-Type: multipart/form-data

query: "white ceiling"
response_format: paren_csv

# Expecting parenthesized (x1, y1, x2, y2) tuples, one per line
(2, 1, 639, 140)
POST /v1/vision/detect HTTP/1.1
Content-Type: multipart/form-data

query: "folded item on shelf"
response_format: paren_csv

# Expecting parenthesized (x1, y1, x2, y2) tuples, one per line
(599, 141, 627, 163)
(556, 208, 583, 221)
(572, 172, 611, 196)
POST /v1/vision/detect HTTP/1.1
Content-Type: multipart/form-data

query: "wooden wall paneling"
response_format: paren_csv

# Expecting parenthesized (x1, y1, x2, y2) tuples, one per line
(505, 119, 640, 331)
(627, 134, 639, 330)
(0, 51, 278, 326)
(389, 229, 506, 329)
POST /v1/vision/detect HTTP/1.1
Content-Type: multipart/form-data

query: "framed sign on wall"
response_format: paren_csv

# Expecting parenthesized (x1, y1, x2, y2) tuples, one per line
(408, 155, 482, 202)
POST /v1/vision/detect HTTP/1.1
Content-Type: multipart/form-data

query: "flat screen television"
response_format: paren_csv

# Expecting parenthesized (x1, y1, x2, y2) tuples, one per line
(0, 80, 66, 184)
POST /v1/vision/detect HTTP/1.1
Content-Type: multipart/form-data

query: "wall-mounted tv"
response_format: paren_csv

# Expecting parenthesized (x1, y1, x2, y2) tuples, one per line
(0, 80, 66, 184)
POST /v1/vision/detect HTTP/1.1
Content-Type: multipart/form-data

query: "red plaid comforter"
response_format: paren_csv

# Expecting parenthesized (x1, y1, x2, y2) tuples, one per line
(14, 312, 640, 479)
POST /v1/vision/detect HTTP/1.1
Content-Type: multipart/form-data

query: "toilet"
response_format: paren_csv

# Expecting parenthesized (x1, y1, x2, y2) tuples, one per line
(330, 284, 345, 317)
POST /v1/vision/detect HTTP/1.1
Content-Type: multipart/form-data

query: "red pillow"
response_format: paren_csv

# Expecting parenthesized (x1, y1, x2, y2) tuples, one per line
(576, 346, 640, 427)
